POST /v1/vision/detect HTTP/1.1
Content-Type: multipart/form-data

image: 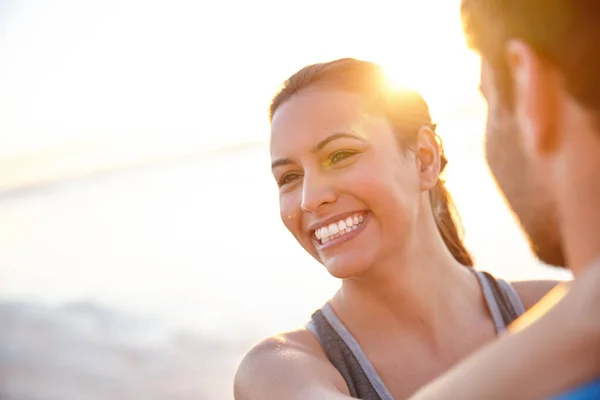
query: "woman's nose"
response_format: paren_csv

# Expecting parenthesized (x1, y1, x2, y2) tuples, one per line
(300, 172, 338, 213)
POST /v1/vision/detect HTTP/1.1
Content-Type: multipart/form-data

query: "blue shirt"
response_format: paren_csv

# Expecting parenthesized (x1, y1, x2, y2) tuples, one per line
(550, 379, 600, 400)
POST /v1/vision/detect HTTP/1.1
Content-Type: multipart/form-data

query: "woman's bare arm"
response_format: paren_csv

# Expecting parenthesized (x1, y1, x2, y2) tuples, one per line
(233, 334, 353, 400)
(411, 265, 600, 400)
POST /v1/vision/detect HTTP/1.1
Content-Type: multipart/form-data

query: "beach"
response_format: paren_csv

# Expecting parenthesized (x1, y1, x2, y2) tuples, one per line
(0, 300, 254, 400)
(0, 144, 338, 399)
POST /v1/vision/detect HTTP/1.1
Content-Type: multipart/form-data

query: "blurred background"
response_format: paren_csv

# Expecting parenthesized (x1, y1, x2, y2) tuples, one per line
(0, 1, 571, 399)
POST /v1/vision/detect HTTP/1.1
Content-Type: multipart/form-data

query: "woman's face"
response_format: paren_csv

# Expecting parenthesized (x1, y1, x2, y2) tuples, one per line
(270, 88, 424, 278)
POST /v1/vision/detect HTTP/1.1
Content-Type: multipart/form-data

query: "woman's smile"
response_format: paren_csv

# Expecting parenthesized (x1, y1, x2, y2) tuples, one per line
(311, 211, 369, 250)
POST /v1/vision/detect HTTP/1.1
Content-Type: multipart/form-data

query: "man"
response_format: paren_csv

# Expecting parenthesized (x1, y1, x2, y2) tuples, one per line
(412, 1, 600, 398)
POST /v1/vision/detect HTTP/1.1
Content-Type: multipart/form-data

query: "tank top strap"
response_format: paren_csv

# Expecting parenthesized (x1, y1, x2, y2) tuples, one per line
(307, 304, 392, 400)
(471, 269, 526, 332)
(305, 269, 526, 399)
(497, 278, 526, 316)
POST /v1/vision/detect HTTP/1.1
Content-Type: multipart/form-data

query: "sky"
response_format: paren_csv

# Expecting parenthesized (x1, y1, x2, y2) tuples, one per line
(0, 0, 477, 148)
(0, 0, 484, 191)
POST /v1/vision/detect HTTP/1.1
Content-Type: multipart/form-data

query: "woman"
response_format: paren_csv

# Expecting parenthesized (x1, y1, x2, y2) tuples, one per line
(234, 58, 557, 400)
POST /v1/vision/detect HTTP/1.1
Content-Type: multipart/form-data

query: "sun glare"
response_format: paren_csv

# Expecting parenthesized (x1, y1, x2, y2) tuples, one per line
(1, 0, 484, 189)
(370, 5, 479, 117)
(382, 66, 420, 93)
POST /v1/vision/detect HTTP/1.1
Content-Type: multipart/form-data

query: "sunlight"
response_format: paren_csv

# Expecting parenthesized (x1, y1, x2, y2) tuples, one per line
(377, 29, 480, 115)
(0, 0, 484, 189)
(382, 66, 420, 94)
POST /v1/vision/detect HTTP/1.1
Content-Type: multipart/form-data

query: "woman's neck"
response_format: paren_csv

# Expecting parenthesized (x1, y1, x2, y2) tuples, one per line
(329, 226, 481, 346)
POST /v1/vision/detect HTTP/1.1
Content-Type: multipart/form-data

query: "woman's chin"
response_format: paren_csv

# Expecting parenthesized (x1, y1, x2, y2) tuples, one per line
(323, 257, 370, 279)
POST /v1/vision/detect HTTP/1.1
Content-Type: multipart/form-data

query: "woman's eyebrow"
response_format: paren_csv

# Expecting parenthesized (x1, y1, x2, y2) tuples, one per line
(271, 132, 366, 171)
(311, 132, 366, 153)
(271, 157, 294, 170)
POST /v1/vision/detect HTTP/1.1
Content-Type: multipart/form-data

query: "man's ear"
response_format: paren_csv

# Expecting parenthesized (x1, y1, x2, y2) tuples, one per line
(506, 39, 560, 156)
(415, 125, 442, 191)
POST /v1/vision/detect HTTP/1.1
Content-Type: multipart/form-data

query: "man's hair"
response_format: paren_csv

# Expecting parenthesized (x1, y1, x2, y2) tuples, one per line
(461, 0, 600, 117)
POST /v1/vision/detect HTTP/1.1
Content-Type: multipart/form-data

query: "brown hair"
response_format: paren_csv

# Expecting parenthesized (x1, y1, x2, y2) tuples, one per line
(269, 58, 473, 266)
(461, 0, 600, 119)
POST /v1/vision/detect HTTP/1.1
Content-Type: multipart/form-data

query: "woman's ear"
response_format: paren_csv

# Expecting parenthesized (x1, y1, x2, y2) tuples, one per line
(415, 125, 442, 191)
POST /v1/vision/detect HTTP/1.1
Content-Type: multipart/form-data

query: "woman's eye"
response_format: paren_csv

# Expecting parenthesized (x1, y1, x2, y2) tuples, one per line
(329, 150, 356, 165)
(279, 173, 301, 187)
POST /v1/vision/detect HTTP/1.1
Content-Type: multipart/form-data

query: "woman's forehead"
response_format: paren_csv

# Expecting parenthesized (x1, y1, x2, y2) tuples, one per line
(272, 89, 366, 129)
(270, 89, 390, 153)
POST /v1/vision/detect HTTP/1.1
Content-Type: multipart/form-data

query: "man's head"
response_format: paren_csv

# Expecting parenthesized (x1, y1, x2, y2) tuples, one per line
(461, 0, 600, 267)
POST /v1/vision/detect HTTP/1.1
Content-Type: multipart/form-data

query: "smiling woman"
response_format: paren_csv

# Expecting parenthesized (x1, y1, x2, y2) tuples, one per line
(269, 59, 472, 278)
(233, 58, 559, 400)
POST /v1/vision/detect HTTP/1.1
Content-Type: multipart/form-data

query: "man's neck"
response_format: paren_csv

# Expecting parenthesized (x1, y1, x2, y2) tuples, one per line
(557, 122, 600, 277)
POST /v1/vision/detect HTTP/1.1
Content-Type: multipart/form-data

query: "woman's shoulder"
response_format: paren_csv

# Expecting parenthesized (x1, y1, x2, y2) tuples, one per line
(242, 328, 323, 361)
(471, 269, 562, 310)
(509, 279, 564, 310)
(234, 328, 348, 399)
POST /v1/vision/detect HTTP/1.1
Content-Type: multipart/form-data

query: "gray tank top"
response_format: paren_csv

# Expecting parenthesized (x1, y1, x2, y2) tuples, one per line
(306, 270, 526, 400)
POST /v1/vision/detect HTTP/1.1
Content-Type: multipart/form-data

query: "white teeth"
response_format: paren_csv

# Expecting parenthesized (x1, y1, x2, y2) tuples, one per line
(328, 224, 339, 235)
(319, 226, 329, 239)
(313, 213, 366, 244)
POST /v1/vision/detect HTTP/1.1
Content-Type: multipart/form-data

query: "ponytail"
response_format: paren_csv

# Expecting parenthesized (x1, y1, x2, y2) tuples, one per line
(430, 155, 474, 266)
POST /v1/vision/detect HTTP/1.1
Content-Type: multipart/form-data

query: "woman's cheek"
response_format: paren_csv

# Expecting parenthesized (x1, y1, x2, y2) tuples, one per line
(279, 192, 302, 230)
